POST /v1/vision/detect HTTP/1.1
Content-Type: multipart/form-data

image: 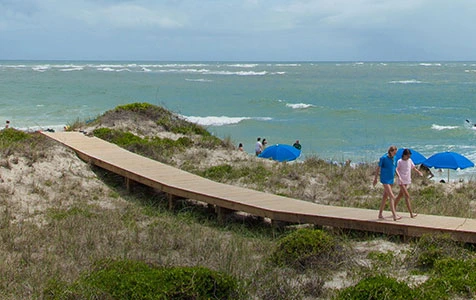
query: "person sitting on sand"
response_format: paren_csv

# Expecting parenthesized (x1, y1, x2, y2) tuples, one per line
(238, 143, 244, 151)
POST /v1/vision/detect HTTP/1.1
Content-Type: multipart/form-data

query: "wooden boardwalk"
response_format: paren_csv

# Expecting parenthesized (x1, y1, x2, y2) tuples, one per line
(42, 131, 476, 243)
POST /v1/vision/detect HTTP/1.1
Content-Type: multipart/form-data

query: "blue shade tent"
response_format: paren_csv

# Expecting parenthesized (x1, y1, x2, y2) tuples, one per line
(259, 144, 301, 162)
(395, 148, 427, 165)
(423, 151, 475, 182)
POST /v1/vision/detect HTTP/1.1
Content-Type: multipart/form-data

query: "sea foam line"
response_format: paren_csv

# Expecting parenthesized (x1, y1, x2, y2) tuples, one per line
(182, 116, 272, 126)
(389, 79, 423, 84)
(431, 124, 459, 131)
(286, 103, 315, 109)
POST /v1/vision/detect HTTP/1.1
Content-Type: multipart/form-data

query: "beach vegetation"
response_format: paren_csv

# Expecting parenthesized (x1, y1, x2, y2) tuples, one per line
(269, 228, 346, 271)
(335, 275, 416, 300)
(4, 103, 476, 299)
(405, 233, 471, 269)
(92, 127, 192, 160)
(44, 259, 241, 299)
(419, 258, 476, 299)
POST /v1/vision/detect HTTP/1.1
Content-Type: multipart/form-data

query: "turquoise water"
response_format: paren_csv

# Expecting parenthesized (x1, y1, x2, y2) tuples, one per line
(2, 61, 476, 180)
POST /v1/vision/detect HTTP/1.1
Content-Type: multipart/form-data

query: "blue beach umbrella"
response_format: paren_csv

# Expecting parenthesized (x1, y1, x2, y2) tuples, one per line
(395, 148, 427, 165)
(259, 144, 301, 162)
(423, 151, 474, 182)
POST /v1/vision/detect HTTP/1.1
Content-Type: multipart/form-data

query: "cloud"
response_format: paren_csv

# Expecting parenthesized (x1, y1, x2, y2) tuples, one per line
(1, 0, 476, 60)
(76, 3, 185, 30)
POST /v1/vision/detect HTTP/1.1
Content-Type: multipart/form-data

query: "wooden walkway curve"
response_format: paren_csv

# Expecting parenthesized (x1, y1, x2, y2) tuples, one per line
(42, 131, 476, 243)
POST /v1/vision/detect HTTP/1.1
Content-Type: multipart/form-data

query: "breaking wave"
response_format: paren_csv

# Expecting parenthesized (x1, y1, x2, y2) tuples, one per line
(182, 116, 271, 126)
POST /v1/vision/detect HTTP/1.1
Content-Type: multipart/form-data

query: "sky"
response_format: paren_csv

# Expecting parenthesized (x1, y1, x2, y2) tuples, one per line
(1, 0, 476, 61)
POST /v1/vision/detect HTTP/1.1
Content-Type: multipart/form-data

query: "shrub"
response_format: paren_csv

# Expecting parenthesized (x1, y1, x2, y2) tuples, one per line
(44, 259, 241, 299)
(0, 128, 30, 145)
(92, 128, 189, 160)
(269, 228, 338, 270)
(335, 275, 415, 300)
(407, 234, 467, 269)
(419, 258, 476, 299)
(201, 164, 235, 181)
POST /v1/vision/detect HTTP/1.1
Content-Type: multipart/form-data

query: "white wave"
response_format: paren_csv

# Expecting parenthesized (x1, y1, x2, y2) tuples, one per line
(431, 124, 459, 130)
(141, 67, 152, 72)
(153, 63, 209, 68)
(183, 116, 251, 126)
(286, 103, 315, 109)
(32, 65, 50, 72)
(157, 69, 268, 76)
(226, 64, 259, 68)
(389, 79, 423, 84)
(419, 63, 442, 67)
(60, 67, 84, 72)
(182, 116, 272, 126)
(274, 63, 301, 67)
(208, 70, 267, 76)
(97, 67, 116, 72)
(185, 78, 213, 82)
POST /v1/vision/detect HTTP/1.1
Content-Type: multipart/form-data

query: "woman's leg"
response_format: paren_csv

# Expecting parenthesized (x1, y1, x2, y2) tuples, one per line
(401, 184, 417, 217)
(383, 184, 401, 220)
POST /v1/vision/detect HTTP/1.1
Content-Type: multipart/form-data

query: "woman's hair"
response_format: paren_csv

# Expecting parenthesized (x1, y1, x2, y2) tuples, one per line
(387, 145, 397, 155)
(402, 148, 412, 157)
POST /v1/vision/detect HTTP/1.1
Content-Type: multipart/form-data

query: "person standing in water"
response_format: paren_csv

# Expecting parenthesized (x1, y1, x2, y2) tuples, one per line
(255, 137, 263, 156)
(395, 148, 422, 218)
(373, 145, 401, 221)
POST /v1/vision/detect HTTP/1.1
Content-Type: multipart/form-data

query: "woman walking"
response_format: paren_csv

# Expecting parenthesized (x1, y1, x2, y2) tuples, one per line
(395, 148, 422, 218)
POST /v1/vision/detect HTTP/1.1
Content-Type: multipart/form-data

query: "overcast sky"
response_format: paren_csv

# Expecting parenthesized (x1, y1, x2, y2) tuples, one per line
(1, 0, 475, 61)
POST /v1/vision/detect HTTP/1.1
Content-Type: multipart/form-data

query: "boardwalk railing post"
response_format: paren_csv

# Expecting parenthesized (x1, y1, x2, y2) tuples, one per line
(168, 194, 176, 210)
(125, 177, 133, 193)
(216, 206, 234, 224)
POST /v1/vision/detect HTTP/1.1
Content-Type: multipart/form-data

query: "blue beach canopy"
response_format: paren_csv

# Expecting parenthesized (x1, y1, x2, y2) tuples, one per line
(423, 151, 474, 182)
(395, 148, 427, 165)
(423, 151, 474, 170)
(259, 144, 301, 162)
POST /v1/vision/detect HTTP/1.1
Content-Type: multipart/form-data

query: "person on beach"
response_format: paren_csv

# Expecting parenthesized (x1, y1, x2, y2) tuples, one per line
(394, 149, 423, 218)
(255, 137, 263, 156)
(293, 140, 301, 150)
(5, 120, 10, 129)
(262, 138, 268, 149)
(419, 164, 434, 179)
(238, 143, 244, 151)
(373, 145, 401, 221)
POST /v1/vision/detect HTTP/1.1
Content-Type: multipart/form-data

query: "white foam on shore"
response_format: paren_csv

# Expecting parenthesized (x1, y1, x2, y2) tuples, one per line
(15, 124, 66, 133)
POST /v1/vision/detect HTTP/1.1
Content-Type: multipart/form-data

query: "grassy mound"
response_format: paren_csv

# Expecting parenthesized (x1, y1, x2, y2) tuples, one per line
(44, 259, 240, 299)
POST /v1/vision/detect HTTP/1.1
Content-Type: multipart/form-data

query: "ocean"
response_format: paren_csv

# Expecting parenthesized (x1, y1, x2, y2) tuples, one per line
(1, 60, 476, 181)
